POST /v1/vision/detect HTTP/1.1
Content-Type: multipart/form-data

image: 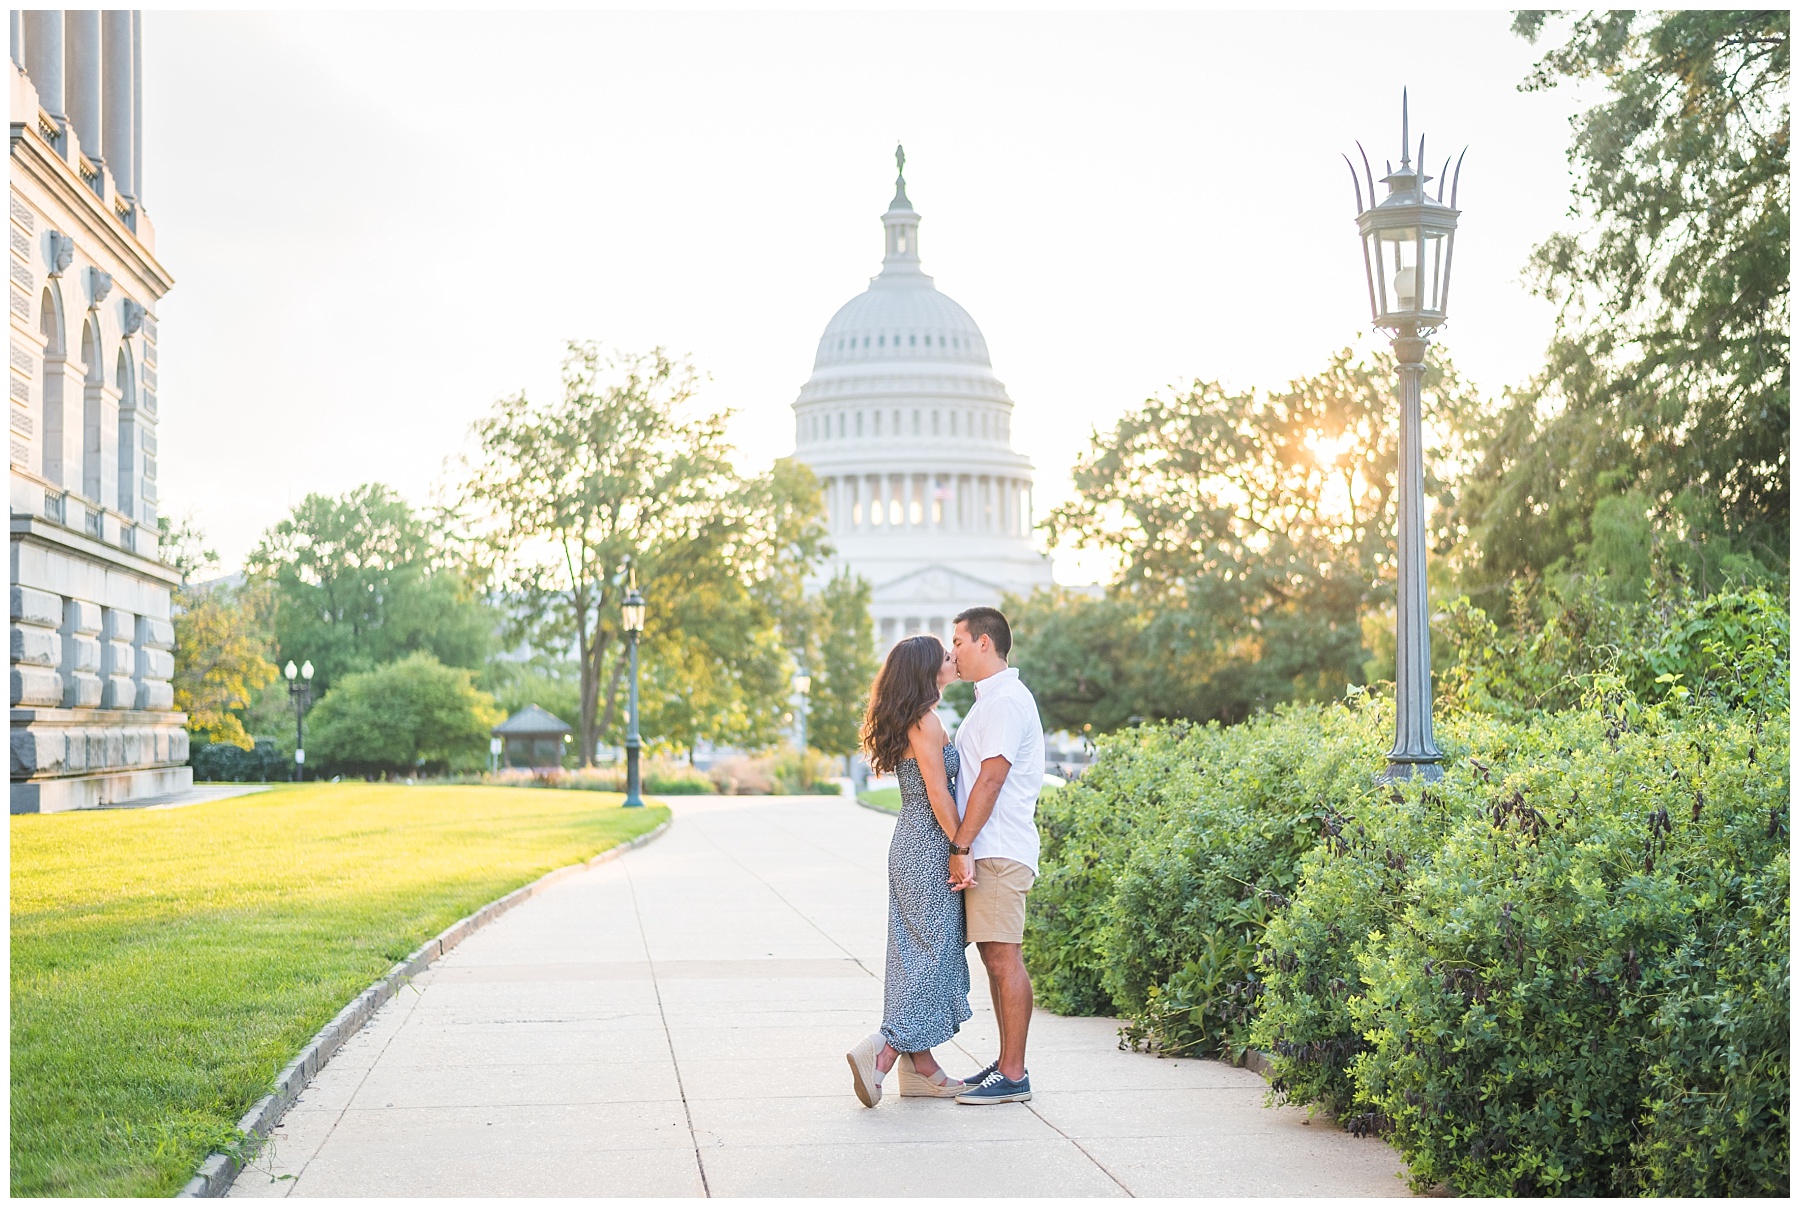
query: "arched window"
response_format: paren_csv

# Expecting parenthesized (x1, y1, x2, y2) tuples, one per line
(39, 287, 62, 353)
(80, 320, 102, 503)
(115, 348, 135, 519)
(39, 287, 66, 488)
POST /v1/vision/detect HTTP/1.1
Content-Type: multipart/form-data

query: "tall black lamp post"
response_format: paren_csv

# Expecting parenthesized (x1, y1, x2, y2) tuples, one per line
(1346, 92, 1464, 783)
(621, 584, 646, 807)
(284, 658, 314, 781)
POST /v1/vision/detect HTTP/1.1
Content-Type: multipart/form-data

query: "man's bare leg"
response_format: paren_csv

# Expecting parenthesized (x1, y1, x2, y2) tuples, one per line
(977, 940, 1033, 1081)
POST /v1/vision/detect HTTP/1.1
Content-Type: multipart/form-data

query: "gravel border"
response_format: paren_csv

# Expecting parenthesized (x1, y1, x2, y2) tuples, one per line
(176, 818, 672, 1198)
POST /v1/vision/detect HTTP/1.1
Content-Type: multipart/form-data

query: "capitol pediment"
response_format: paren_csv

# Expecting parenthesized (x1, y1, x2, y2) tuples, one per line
(869, 563, 1007, 606)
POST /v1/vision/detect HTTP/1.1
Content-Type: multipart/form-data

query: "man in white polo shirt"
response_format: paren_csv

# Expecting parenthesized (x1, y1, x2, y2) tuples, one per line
(946, 605, 1044, 1105)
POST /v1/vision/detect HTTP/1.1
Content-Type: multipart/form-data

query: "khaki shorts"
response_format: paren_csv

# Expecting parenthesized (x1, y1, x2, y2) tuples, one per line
(964, 857, 1035, 945)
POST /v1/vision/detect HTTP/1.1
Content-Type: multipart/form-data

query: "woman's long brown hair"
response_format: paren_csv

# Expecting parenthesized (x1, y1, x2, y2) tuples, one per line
(861, 634, 945, 775)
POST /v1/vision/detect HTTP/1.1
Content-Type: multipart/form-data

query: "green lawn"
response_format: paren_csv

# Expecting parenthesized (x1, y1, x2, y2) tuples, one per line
(858, 786, 902, 812)
(10, 783, 669, 1197)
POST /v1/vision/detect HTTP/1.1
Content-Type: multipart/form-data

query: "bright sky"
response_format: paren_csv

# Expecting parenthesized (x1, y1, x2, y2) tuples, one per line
(143, 10, 1587, 580)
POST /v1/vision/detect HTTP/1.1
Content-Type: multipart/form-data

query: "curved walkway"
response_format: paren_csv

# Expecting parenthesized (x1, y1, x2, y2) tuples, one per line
(229, 795, 1410, 1197)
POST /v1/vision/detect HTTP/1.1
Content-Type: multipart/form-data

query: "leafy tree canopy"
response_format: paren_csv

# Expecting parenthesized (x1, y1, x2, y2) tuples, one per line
(171, 580, 279, 749)
(1464, 10, 1789, 593)
(461, 344, 827, 763)
(803, 571, 879, 758)
(1040, 347, 1491, 727)
(246, 483, 494, 693)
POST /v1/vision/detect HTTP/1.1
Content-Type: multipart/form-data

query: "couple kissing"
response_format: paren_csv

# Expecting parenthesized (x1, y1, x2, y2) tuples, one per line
(846, 605, 1043, 1107)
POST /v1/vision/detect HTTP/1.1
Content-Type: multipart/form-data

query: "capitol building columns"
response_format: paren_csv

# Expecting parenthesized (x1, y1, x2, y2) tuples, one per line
(791, 149, 1054, 652)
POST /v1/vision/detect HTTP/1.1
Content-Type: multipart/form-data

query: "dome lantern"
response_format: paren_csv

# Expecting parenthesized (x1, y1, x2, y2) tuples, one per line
(881, 143, 924, 276)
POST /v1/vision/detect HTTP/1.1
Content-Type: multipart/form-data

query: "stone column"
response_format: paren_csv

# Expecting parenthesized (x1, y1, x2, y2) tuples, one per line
(10, 11, 21, 68)
(64, 10, 102, 165)
(134, 613, 174, 710)
(23, 10, 65, 119)
(100, 607, 136, 709)
(59, 598, 102, 708)
(102, 10, 133, 199)
(131, 10, 143, 202)
(10, 586, 65, 707)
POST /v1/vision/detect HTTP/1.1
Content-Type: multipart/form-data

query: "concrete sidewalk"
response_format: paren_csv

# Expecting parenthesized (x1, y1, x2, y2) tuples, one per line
(228, 795, 1411, 1197)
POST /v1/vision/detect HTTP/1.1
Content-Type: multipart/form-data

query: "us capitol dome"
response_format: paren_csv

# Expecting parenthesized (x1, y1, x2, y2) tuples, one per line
(791, 149, 1053, 650)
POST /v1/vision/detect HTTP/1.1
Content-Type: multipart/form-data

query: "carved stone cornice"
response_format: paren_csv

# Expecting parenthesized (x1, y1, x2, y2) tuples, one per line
(8, 119, 174, 298)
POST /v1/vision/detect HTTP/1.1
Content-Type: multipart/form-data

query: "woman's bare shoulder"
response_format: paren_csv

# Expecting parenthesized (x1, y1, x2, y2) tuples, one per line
(910, 709, 947, 746)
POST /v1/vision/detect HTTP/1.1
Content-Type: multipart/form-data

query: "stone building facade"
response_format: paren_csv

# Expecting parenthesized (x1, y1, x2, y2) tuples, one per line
(9, 10, 189, 812)
(791, 153, 1053, 651)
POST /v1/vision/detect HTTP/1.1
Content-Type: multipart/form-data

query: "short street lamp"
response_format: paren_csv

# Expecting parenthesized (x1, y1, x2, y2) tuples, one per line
(792, 666, 812, 753)
(1346, 92, 1464, 782)
(284, 659, 315, 781)
(621, 584, 647, 808)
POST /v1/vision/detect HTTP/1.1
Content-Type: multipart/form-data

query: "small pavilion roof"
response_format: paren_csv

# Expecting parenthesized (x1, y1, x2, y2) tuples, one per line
(492, 704, 573, 738)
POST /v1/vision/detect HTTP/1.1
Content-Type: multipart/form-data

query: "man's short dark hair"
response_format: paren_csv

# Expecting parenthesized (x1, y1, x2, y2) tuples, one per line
(954, 606, 1012, 658)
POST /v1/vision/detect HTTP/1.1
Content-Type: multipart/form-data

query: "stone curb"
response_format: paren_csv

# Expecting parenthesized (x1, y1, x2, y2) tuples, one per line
(175, 818, 672, 1198)
(1232, 1047, 1275, 1078)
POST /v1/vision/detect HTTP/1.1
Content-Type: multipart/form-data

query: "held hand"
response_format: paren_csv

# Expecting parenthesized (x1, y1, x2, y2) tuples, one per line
(947, 852, 976, 891)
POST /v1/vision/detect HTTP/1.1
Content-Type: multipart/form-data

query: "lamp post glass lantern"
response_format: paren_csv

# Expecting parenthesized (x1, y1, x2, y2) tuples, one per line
(621, 584, 646, 808)
(1346, 91, 1463, 782)
(284, 659, 315, 782)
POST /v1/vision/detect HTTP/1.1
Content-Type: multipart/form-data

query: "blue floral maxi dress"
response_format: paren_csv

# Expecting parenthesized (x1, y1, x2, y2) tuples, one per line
(880, 744, 972, 1053)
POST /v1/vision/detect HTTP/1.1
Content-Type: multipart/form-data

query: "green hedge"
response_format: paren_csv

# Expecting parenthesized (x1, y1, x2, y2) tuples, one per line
(1025, 585, 1789, 1195)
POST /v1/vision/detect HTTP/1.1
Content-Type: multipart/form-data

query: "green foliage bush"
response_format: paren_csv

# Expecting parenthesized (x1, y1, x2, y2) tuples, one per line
(1026, 584, 1789, 1195)
(308, 653, 505, 777)
(189, 737, 291, 783)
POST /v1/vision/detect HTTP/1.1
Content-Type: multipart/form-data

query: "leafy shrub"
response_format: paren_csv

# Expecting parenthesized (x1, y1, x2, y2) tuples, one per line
(486, 762, 715, 795)
(189, 737, 291, 783)
(1310, 702, 1789, 1194)
(307, 653, 504, 777)
(1029, 583, 1788, 1195)
(707, 749, 840, 795)
(1028, 727, 1200, 1015)
(1027, 700, 1389, 1041)
(1439, 580, 1787, 716)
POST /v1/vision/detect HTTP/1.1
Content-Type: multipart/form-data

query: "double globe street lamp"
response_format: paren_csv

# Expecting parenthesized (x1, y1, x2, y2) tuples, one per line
(621, 583, 647, 808)
(1345, 92, 1464, 782)
(283, 658, 314, 782)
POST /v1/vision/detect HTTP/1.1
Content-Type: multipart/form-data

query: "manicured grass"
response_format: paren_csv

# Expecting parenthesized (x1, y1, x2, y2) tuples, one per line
(857, 786, 902, 812)
(10, 783, 669, 1198)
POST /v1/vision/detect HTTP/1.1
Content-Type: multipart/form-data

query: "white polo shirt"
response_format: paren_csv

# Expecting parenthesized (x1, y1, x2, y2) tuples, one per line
(953, 666, 1045, 872)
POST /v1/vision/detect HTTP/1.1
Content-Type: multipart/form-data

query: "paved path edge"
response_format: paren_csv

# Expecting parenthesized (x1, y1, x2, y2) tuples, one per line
(176, 816, 673, 1198)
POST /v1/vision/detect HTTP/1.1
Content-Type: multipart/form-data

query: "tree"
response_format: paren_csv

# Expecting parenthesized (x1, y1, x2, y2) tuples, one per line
(637, 456, 830, 753)
(1042, 347, 1491, 727)
(171, 580, 279, 749)
(1463, 11, 1790, 595)
(246, 483, 494, 693)
(156, 512, 219, 586)
(306, 652, 504, 777)
(462, 344, 827, 764)
(805, 571, 879, 757)
(1004, 587, 1145, 734)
